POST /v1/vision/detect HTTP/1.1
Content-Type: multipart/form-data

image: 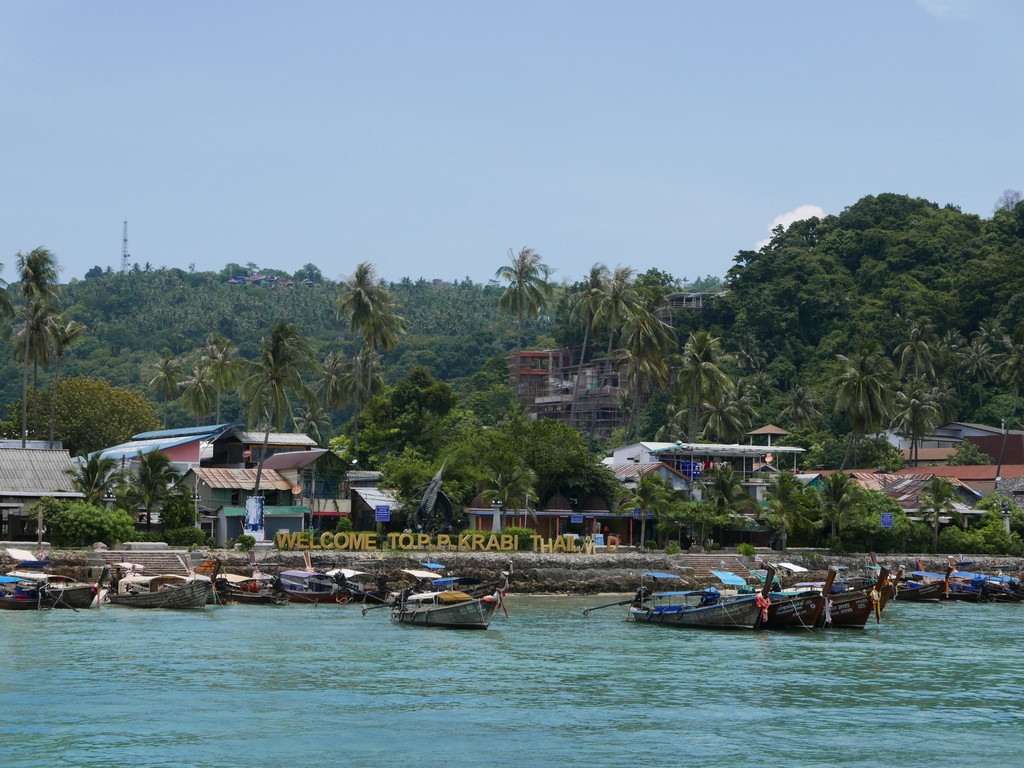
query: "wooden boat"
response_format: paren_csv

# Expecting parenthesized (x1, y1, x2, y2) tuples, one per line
(5, 571, 99, 609)
(947, 569, 1024, 603)
(0, 574, 53, 610)
(220, 574, 289, 605)
(898, 568, 952, 602)
(817, 571, 874, 629)
(628, 588, 762, 629)
(388, 573, 508, 629)
(107, 574, 212, 609)
(763, 567, 834, 629)
(325, 568, 389, 604)
(274, 570, 343, 603)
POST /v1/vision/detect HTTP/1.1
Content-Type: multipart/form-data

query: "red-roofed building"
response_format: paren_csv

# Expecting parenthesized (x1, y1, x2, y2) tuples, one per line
(895, 464, 1024, 496)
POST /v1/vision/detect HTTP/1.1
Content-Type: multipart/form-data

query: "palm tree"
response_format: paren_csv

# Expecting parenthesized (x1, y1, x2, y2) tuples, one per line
(149, 353, 183, 406)
(238, 322, 316, 495)
(478, 453, 538, 533)
(817, 472, 865, 545)
(835, 341, 895, 469)
(959, 336, 996, 409)
(892, 379, 943, 466)
(917, 476, 960, 553)
(623, 473, 674, 548)
(15, 248, 60, 447)
(701, 383, 755, 443)
(894, 317, 938, 380)
(697, 466, 756, 524)
(677, 331, 733, 440)
(593, 265, 638, 393)
(779, 385, 820, 430)
(496, 248, 553, 404)
(180, 361, 217, 425)
(46, 314, 86, 448)
(335, 262, 407, 355)
(65, 453, 121, 506)
(568, 263, 609, 427)
(293, 401, 331, 445)
(131, 450, 182, 529)
(340, 347, 385, 460)
(764, 471, 811, 552)
(998, 326, 1024, 419)
(200, 334, 244, 423)
(617, 306, 673, 439)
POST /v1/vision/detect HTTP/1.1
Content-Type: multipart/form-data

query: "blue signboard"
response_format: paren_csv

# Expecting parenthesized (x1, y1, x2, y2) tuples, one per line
(880, 512, 893, 529)
(570, 514, 583, 524)
(632, 509, 655, 520)
(375, 504, 391, 523)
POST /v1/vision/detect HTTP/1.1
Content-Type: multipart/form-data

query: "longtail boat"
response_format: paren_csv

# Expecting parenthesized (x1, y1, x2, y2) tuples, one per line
(273, 570, 343, 603)
(107, 574, 213, 609)
(762, 566, 833, 629)
(898, 568, 952, 602)
(0, 574, 53, 610)
(817, 568, 874, 628)
(388, 573, 508, 629)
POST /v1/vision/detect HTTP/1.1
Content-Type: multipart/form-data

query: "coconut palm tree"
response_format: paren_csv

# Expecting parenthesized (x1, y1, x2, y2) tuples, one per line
(959, 336, 996, 409)
(677, 331, 733, 440)
(892, 379, 943, 466)
(496, 248, 553, 404)
(149, 353, 183, 406)
(622, 473, 675, 549)
(130, 450, 182, 530)
(779, 385, 821, 431)
(617, 306, 673, 439)
(199, 333, 244, 423)
(339, 347, 385, 460)
(894, 316, 938, 380)
(568, 263, 609, 427)
(697, 466, 756, 525)
(180, 361, 217, 426)
(238, 322, 316, 495)
(335, 262, 406, 355)
(46, 314, 86, 448)
(835, 341, 895, 469)
(816, 472, 865, 545)
(65, 453, 122, 506)
(15, 248, 61, 447)
(764, 471, 812, 552)
(478, 453, 538, 533)
(917, 476, 960, 553)
(701, 383, 755, 443)
(593, 265, 638, 392)
(998, 326, 1024, 420)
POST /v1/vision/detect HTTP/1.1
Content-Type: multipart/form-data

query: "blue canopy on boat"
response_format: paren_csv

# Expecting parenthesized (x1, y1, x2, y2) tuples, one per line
(432, 577, 481, 586)
(652, 588, 720, 598)
(954, 571, 1018, 584)
(909, 571, 946, 579)
(0, 575, 31, 584)
(710, 570, 747, 586)
(420, 562, 446, 569)
(641, 572, 680, 580)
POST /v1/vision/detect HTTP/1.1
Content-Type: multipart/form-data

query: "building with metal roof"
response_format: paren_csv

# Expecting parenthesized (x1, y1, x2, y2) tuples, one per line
(0, 448, 84, 541)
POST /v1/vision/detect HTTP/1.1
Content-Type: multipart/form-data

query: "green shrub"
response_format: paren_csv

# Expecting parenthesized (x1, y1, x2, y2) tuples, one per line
(644, 539, 658, 550)
(736, 543, 756, 557)
(334, 516, 353, 533)
(505, 525, 537, 550)
(39, 499, 136, 547)
(665, 541, 681, 555)
(236, 534, 257, 550)
(164, 527, 212, 547)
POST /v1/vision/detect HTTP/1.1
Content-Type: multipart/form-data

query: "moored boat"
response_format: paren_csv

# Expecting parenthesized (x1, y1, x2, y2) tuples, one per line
(0, 574, 53, 610)
(387, 571, 508, 629)
(107, 574, 212, 609)
(273, 570, 343, 603)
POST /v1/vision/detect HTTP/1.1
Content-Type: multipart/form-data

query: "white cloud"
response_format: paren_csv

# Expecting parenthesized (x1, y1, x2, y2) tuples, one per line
(755, 204, 826, 250)
(917, 0, 978, 21)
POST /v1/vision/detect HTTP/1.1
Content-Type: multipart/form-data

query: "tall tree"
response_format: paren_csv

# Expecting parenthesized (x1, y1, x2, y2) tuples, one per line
(618, 306, 673, 439)
(835, 341, 895, 469)
(15, 248, 61, 447)
(200, 333, 244, 423)
(622, 473, 675, 548)
(779, 385, 820, 430)
(917, 475, 959, 553)
(180, 361, 217, 426)
(65, 453, 122, 506)
(340, 347, 385, 460)
(816, 471, 865, 544)
(477, 452, 538, 533)
(567, 263, 609, 427)
(496, 248, 553, 404)
(130, 450, 182, 529)
(238, 322, 316, 495)
(892, 378, 943, 465)
(894, 317, 938, 380)
(149, 353, 183, 406)
(764, 471, 811, 552)
(335, 261, 406, 355)
(593, 265, 638, 393)
(676, 331, 733, 440)
(46, 314, 86, 448)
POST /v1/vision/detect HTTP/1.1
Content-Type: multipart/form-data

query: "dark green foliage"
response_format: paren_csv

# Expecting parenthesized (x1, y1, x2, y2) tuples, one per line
(38, 498, 135, 547)
(164, 527, 212, 547)
(504, 526, 537, 549)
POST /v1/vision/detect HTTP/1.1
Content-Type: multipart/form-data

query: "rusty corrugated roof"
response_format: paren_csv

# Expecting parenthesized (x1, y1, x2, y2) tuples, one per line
(195, 467, 292, 491)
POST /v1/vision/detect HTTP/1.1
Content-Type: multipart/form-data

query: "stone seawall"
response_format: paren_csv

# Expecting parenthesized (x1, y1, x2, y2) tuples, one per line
(4, 549, 1022, 594)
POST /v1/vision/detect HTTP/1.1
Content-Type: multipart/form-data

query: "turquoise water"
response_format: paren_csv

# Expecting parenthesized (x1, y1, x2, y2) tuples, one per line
(1, 597, 1022, 768)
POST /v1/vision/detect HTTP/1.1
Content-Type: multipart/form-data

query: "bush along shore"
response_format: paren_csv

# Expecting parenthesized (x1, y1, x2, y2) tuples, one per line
(6, 549, 1023, 595)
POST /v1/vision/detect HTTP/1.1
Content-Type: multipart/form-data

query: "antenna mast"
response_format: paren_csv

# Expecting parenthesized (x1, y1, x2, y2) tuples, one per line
(121, 221, 130, 272)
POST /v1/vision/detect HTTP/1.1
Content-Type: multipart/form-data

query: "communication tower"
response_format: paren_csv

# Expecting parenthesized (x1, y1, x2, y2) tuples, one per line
(121, 221, 130, 272)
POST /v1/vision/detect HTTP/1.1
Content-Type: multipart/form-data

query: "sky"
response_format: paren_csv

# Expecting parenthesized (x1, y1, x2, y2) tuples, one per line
(2, 1, 1022, 287)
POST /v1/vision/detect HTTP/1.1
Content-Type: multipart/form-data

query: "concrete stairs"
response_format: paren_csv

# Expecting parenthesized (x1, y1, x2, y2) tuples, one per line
(86, 550, 197, 577)
(670, 553, 758, 584)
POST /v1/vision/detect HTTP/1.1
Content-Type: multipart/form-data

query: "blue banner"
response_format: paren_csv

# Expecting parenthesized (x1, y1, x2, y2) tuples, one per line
(375, 504, 391, 523)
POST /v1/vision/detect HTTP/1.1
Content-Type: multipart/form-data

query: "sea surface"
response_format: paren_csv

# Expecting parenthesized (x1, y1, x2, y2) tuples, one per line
(1, 595, 1022, 768)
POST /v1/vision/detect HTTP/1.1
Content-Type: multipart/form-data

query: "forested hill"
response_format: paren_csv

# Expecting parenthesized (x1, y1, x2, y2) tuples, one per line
(4, 191, 1024, 455)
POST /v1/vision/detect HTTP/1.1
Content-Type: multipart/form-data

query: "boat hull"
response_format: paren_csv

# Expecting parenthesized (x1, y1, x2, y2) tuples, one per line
(629, 597, 761, 629)
(818, 592, 873, 628)
(391, 596, 499, 629)
(0, 594, 49, 610)
(895, 582, 947, 602)
(108, 581, 212, 609)
(762, 593, 825, 629)
(47, 584, 97, 609)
